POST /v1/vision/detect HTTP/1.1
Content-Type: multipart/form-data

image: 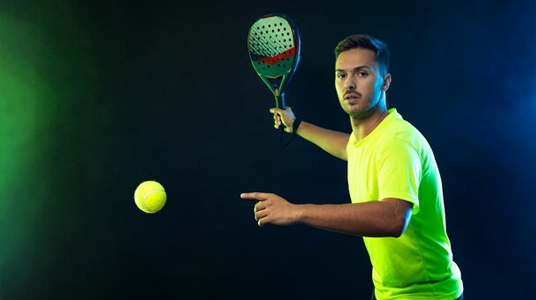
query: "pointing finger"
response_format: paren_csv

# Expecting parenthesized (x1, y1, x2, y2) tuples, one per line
(240, 192, 270, 201)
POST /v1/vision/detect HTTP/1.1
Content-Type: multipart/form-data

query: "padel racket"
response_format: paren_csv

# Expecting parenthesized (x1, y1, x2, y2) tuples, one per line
(247, 13, 301, 112)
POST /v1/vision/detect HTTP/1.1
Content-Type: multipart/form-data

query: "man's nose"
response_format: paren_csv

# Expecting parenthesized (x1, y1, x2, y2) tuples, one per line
(344, 76, 356, 91)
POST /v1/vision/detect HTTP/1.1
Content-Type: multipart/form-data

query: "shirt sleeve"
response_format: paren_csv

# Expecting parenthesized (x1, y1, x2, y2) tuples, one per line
(377, 137, 422, 215)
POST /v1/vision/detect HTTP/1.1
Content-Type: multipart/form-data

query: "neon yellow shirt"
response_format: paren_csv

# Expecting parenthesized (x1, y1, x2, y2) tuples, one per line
(346, 109, 463, 300)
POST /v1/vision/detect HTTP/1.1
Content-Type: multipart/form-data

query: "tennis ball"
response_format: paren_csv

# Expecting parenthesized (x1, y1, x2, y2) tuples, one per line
(134, 180, 167, 213)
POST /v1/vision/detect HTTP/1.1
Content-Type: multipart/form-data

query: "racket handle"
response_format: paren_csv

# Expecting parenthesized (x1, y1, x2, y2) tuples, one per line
(274, 94, 288, 132)
(274, 93, 296, 146)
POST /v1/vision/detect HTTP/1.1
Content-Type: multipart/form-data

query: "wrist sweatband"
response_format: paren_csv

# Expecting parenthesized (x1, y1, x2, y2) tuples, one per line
(292, 118, 302, 134)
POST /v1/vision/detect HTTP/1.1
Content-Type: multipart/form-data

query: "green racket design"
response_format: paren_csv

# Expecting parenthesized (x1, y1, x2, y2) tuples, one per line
(247, 13, 301, 110)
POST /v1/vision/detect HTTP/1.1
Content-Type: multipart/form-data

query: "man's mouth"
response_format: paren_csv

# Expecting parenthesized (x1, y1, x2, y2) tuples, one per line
(344, 92, 361, 102)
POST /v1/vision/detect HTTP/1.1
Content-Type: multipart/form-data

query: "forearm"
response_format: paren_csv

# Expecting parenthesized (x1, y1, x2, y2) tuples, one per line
(295, 200, 410, 237)
(295, 121, 350, 161)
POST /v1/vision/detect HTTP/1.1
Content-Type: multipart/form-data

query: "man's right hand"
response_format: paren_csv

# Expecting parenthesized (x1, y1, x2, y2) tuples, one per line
(270, 106, 297, 133)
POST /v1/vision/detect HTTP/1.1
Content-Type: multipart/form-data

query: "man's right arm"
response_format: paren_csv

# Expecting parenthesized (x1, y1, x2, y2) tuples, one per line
(295, 121, 349, 161)
(271, 107, 350, 161)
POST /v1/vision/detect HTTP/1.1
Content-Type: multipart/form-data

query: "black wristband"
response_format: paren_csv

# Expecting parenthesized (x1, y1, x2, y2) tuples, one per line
(292, 118, 302, 134)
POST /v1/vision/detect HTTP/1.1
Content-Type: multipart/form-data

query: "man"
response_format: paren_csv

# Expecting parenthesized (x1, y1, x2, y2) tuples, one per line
(241, 34, 463, 300)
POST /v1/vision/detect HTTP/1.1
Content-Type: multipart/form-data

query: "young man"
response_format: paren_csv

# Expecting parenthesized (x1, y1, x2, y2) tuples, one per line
(241, 34, 463, 300)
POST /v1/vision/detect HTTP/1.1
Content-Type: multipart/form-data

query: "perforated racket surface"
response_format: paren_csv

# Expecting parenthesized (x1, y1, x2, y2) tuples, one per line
(247, 13, 301, 109)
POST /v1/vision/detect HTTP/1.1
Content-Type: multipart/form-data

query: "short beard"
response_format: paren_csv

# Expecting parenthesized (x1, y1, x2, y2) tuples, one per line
(347, 93, 385, 120)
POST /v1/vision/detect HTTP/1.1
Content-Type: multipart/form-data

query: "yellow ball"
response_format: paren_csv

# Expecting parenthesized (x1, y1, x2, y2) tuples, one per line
(134, 181, 167, 213)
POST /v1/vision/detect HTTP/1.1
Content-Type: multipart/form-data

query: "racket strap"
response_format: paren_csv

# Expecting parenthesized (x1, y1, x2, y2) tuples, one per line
(280, 118, 302, 147)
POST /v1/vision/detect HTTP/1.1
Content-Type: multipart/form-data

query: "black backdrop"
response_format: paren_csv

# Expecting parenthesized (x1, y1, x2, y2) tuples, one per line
(1, 0, 535, 299)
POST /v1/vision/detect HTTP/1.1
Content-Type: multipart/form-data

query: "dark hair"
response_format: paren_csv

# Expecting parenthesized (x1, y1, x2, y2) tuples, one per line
(334, 34, 390, 74)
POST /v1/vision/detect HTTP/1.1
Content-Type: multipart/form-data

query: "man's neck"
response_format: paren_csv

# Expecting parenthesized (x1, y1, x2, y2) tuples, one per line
(350, 106, 389, 143)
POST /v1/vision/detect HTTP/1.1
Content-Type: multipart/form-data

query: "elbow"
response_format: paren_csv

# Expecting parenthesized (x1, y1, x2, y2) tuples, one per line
(389, 224, 406, 238)
(387, 214, 411, 238)
(383, 199, 413, 238)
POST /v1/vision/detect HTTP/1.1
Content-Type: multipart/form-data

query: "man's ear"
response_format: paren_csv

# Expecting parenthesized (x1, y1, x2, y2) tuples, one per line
(382, 74, 392, 92)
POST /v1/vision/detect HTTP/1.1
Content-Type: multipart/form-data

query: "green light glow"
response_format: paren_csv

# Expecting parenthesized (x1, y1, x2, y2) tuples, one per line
(0, 1, 103, 294)
(0, 12, 55, 293)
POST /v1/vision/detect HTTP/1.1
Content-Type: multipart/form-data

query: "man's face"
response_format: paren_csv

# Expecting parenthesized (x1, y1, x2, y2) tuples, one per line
(335, 48, 389, 119)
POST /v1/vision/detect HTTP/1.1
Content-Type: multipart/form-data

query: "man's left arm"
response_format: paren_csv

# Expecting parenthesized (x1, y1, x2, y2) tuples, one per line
(241, 192, 413, 237)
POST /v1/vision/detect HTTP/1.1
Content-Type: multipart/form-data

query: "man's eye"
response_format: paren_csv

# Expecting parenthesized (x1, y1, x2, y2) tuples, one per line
(336, 74, 346, 79)
(358, 71, 368, 77)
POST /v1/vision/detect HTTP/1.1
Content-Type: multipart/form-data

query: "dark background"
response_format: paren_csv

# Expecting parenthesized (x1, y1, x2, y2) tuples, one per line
(1, 0, 535, 299)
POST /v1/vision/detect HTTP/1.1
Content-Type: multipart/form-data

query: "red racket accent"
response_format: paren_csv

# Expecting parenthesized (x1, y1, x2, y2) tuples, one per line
(254, 47, 296, 65)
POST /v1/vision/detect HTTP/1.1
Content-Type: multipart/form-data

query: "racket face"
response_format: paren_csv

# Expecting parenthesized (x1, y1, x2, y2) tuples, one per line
(247, 14, 300, 79)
